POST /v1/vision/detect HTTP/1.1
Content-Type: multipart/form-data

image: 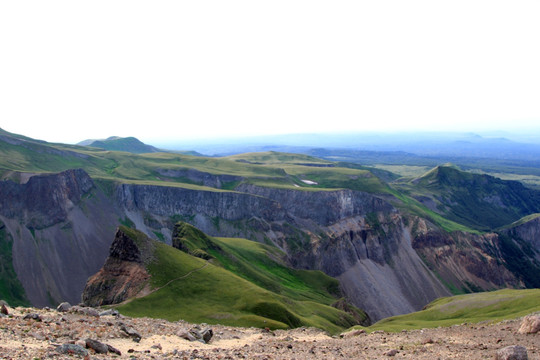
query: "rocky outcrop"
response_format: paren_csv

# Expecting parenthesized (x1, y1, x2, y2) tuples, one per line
(303, 214, 451, 321)
(412, 226, 523, 293)
(0, 169, 121, 307)
(82, 228, 152, 306)
(236, 184, 394, 226)
(501, 216, 540, 262)
(0, 169, 94, 229)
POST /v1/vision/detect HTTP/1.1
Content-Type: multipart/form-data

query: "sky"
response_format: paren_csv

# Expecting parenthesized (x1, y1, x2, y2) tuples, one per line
(1, 1, 539, 145)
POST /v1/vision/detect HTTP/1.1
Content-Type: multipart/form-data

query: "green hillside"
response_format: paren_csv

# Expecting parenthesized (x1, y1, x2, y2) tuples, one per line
(396, 165, 540, 231)
(357, 289, 540, 333)
(0, 129, 393, 195)
(116, 226, 366, 334)
(84, 136, 160, 154)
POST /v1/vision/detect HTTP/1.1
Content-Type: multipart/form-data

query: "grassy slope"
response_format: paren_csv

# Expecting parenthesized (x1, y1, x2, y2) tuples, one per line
(117, 228, 362, 334)
(358, 289, 540, 332)
(394, 165, 540, 231)
(0, 222, 30, 306)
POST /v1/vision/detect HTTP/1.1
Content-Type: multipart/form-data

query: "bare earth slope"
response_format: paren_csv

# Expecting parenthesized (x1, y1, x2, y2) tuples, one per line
(0, 305, 538, 359)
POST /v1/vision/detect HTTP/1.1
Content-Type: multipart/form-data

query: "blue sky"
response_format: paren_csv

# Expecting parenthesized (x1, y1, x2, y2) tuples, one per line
(1, 1, 539, 144)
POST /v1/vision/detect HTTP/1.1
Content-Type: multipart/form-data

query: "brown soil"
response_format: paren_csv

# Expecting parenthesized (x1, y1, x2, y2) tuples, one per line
(0, 306, 538, 359)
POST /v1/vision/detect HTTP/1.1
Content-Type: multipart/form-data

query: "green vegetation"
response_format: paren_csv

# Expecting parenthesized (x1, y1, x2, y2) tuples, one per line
(84, 136, 158, 154)
(357, 289, 540, 332)
(496, 233, 540, 288)
(394, 165, 540, 231)
(0, 223, 30, 306)
(117, 226, 365, 334)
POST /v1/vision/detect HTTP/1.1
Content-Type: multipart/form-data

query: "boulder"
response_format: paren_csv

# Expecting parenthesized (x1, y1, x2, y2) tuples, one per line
(108, 344, 122, 355)
(518, 315, 540, 334)
(201, 328, 213, 344)
(56, 343, 88, 357)
(177, 327, 213, 343)
(23, 313, 41, 321)
(177, 329, 197, 342)
(496, 345, 528, 360)
(0, 300, 9, 307)
(119, 322, 142, 342)
(340, 329, 366, 338)
(99, 309, 119, 317)
(1, 304, 8, 315)
(56, 302, 72, 312)
(85, 338, 109, 354)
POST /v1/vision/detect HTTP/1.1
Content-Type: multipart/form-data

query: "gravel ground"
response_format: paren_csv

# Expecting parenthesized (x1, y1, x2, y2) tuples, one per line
(0, 305, 538, 359)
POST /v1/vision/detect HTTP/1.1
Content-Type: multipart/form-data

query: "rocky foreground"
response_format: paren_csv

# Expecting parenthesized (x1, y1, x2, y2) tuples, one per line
(0, 302, 539, 360)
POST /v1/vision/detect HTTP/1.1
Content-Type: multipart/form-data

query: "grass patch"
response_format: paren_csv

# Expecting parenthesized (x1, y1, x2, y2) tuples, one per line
(356, 289, 540, 333)
(116, 228, 363, 334)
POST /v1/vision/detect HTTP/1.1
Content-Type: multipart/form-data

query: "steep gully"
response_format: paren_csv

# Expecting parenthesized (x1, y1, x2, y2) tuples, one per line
(0, 169, 532, 321)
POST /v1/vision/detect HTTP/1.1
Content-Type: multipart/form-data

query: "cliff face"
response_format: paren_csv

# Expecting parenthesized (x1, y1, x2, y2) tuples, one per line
(0, 169, 120, 307)
(82, 228, 152, 306)
(0, 169, 94, 229)
(412, 226, 523, 294)
(3, 169, 535, 322)
(115, 183, 451, 321)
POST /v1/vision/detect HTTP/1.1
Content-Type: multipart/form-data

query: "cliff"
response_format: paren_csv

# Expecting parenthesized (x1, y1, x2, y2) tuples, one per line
(115, 183, 451, 321)
(0, 169, 121, 306)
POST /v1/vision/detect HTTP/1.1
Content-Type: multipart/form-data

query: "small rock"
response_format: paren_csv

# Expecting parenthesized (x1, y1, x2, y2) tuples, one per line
(151, 343, 163, 350)
(56, 343, 89, 356)
(23, 313, 42, 321)
(107, 344, 122, 356)
(201, 328, 213, 344)
(99, 309, 119, 317)
(56, 302, 72, 312)
(384, 349, 399, 357)
(518, 315, 540, 334)
(119, 322, 142, 342)
(496, 345, 528, 360)
(422, 338, 434, 344)
(177, 330, 197, 342)
(85, 338, 109, 354)
(1, 304, 8, 315)
(340, 329, 366, 338)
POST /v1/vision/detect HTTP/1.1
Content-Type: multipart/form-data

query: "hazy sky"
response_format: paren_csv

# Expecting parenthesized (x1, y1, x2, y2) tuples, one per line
(1, 1, 539, 144)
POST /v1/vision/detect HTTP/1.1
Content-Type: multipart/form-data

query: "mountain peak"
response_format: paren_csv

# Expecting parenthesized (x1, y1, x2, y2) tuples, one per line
(78, 136, 161, 154)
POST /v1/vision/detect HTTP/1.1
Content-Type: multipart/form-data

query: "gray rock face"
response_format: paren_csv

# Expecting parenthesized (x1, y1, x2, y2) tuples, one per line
(2, 169, 121, 307)
(496, 345, 528, 360)
(0, 169, 94, 229)
(116, 183, 285, 222)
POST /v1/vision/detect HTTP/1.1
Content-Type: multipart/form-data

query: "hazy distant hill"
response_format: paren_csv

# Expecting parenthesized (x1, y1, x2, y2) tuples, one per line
(78, 136, 161, 154)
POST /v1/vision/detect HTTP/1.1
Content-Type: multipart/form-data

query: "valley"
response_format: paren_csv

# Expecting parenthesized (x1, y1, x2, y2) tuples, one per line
(0, 127, 539, 335)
